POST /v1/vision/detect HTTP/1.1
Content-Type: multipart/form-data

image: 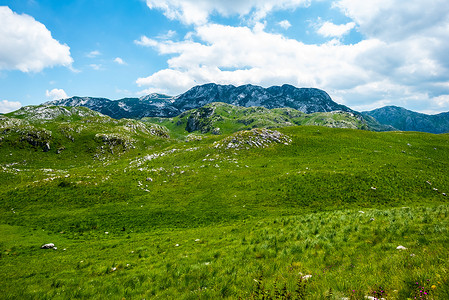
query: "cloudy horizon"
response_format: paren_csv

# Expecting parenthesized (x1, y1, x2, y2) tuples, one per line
(1, 0, 448, 114)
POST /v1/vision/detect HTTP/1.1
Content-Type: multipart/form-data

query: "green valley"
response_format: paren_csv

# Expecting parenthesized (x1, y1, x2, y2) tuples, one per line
(1, 105, 448, 299)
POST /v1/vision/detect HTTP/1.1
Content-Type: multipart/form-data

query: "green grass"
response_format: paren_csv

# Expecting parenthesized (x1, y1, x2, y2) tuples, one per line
(1, 112, 449, 299)
(1, 207, 448, 299)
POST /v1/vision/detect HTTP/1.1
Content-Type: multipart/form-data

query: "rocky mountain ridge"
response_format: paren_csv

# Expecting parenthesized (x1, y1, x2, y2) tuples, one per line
(40, 83, 449, 133)
(45, 83, 353, 119)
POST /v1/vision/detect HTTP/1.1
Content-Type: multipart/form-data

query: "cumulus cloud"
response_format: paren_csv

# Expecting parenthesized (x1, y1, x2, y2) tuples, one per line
(136, 16, 449, 111)
(135, 36, 158, 47)
(90, 64, 102, 70)
(0, 100, 22, 113)
(145, 0, 312, 25)
(333, 0, 449, 41)
(46, 88, 68, 100)
(316, 21, 355, 38)
(114, 57, 126, 65)
(0, 6, 73, 72)
(86, 50, 101, 58)
(136, 23, 375, 95)
(278, 20, 292, 30)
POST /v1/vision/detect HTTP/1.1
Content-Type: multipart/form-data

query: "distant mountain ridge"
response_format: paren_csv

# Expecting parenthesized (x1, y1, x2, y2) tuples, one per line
(45, 83, 353, 119)
(43, 83, 449, 133)
(363, 106, 449, 134)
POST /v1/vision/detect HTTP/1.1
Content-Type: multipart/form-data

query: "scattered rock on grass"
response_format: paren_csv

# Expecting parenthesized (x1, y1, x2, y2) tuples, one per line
(396, 245, 407, 250)
(213, 128, 291, 150)
(41, 243, 55, 249)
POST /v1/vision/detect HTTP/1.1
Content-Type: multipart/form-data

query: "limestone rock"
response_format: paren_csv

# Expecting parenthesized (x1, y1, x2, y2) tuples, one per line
(41, 243, 55, 249)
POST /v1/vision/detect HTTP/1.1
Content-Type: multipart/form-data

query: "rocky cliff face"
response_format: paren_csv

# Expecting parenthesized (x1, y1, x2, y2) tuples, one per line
(363, 106, 449, 134)
(172, 83, 352, 114)
(45, 83, 352, 119)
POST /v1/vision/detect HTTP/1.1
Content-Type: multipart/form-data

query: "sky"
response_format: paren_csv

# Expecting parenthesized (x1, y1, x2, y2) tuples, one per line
(1, 0, 449, 114)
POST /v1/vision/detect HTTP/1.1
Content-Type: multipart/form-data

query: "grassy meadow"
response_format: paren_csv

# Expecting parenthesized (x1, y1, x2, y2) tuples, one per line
(1, 117, 449, 299)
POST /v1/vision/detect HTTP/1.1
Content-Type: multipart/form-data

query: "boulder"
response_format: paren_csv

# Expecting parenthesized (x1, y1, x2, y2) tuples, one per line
(41, 243, 55, 249)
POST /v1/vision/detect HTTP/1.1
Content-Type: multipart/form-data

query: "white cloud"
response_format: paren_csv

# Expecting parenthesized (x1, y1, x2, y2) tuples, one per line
(90, 64, 102, 70)
(433, 95, 449, 108)
(333, 0, 449, 41)
(46, 88, 68, 100)
(0, 6, 73, 72)
(136, 23, 376, 95)
(114, 57, 126, 65)
(86, 50, 101, 58)
(145, 0, 312, 25)
(157, 30, 177, 40)
(316, 21, 355, 38)
(0, 100, 22, 113)
(278, 20, 292, 29)
(136, 18, 449, 111)
(135, 36, 158, 47)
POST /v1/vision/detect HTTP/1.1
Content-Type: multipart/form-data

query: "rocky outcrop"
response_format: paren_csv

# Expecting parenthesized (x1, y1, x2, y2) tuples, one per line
(213, 128, 291, 150)
(95, 133, 135, 154)
(1, 125, 53, 151)
(185, 105, 221, 133)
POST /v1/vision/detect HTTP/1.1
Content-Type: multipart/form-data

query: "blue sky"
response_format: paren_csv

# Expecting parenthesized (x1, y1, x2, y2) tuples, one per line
(1, 0, 449, 114)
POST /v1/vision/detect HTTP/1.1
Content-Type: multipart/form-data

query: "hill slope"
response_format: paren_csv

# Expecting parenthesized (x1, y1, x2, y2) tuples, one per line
(144, 102, 370, 137)
(1, 105, 170, 158)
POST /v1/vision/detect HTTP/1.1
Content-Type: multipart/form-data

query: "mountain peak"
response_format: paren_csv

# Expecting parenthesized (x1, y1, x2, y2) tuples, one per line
(139, 93, 172, 101)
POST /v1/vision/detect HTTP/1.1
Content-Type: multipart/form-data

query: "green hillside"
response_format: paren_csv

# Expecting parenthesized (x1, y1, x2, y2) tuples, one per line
(143, 102, 371, 138)
(1, 106, 448, 299)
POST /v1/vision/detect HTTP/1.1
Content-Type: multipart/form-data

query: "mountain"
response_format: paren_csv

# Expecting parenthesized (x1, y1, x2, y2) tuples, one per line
(363, 106, 449, 133)
(45, 83, 353, 119)
(170, 83, 353, 113)
(144, 102, 370, 137)
(44, 95, 179, 119)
